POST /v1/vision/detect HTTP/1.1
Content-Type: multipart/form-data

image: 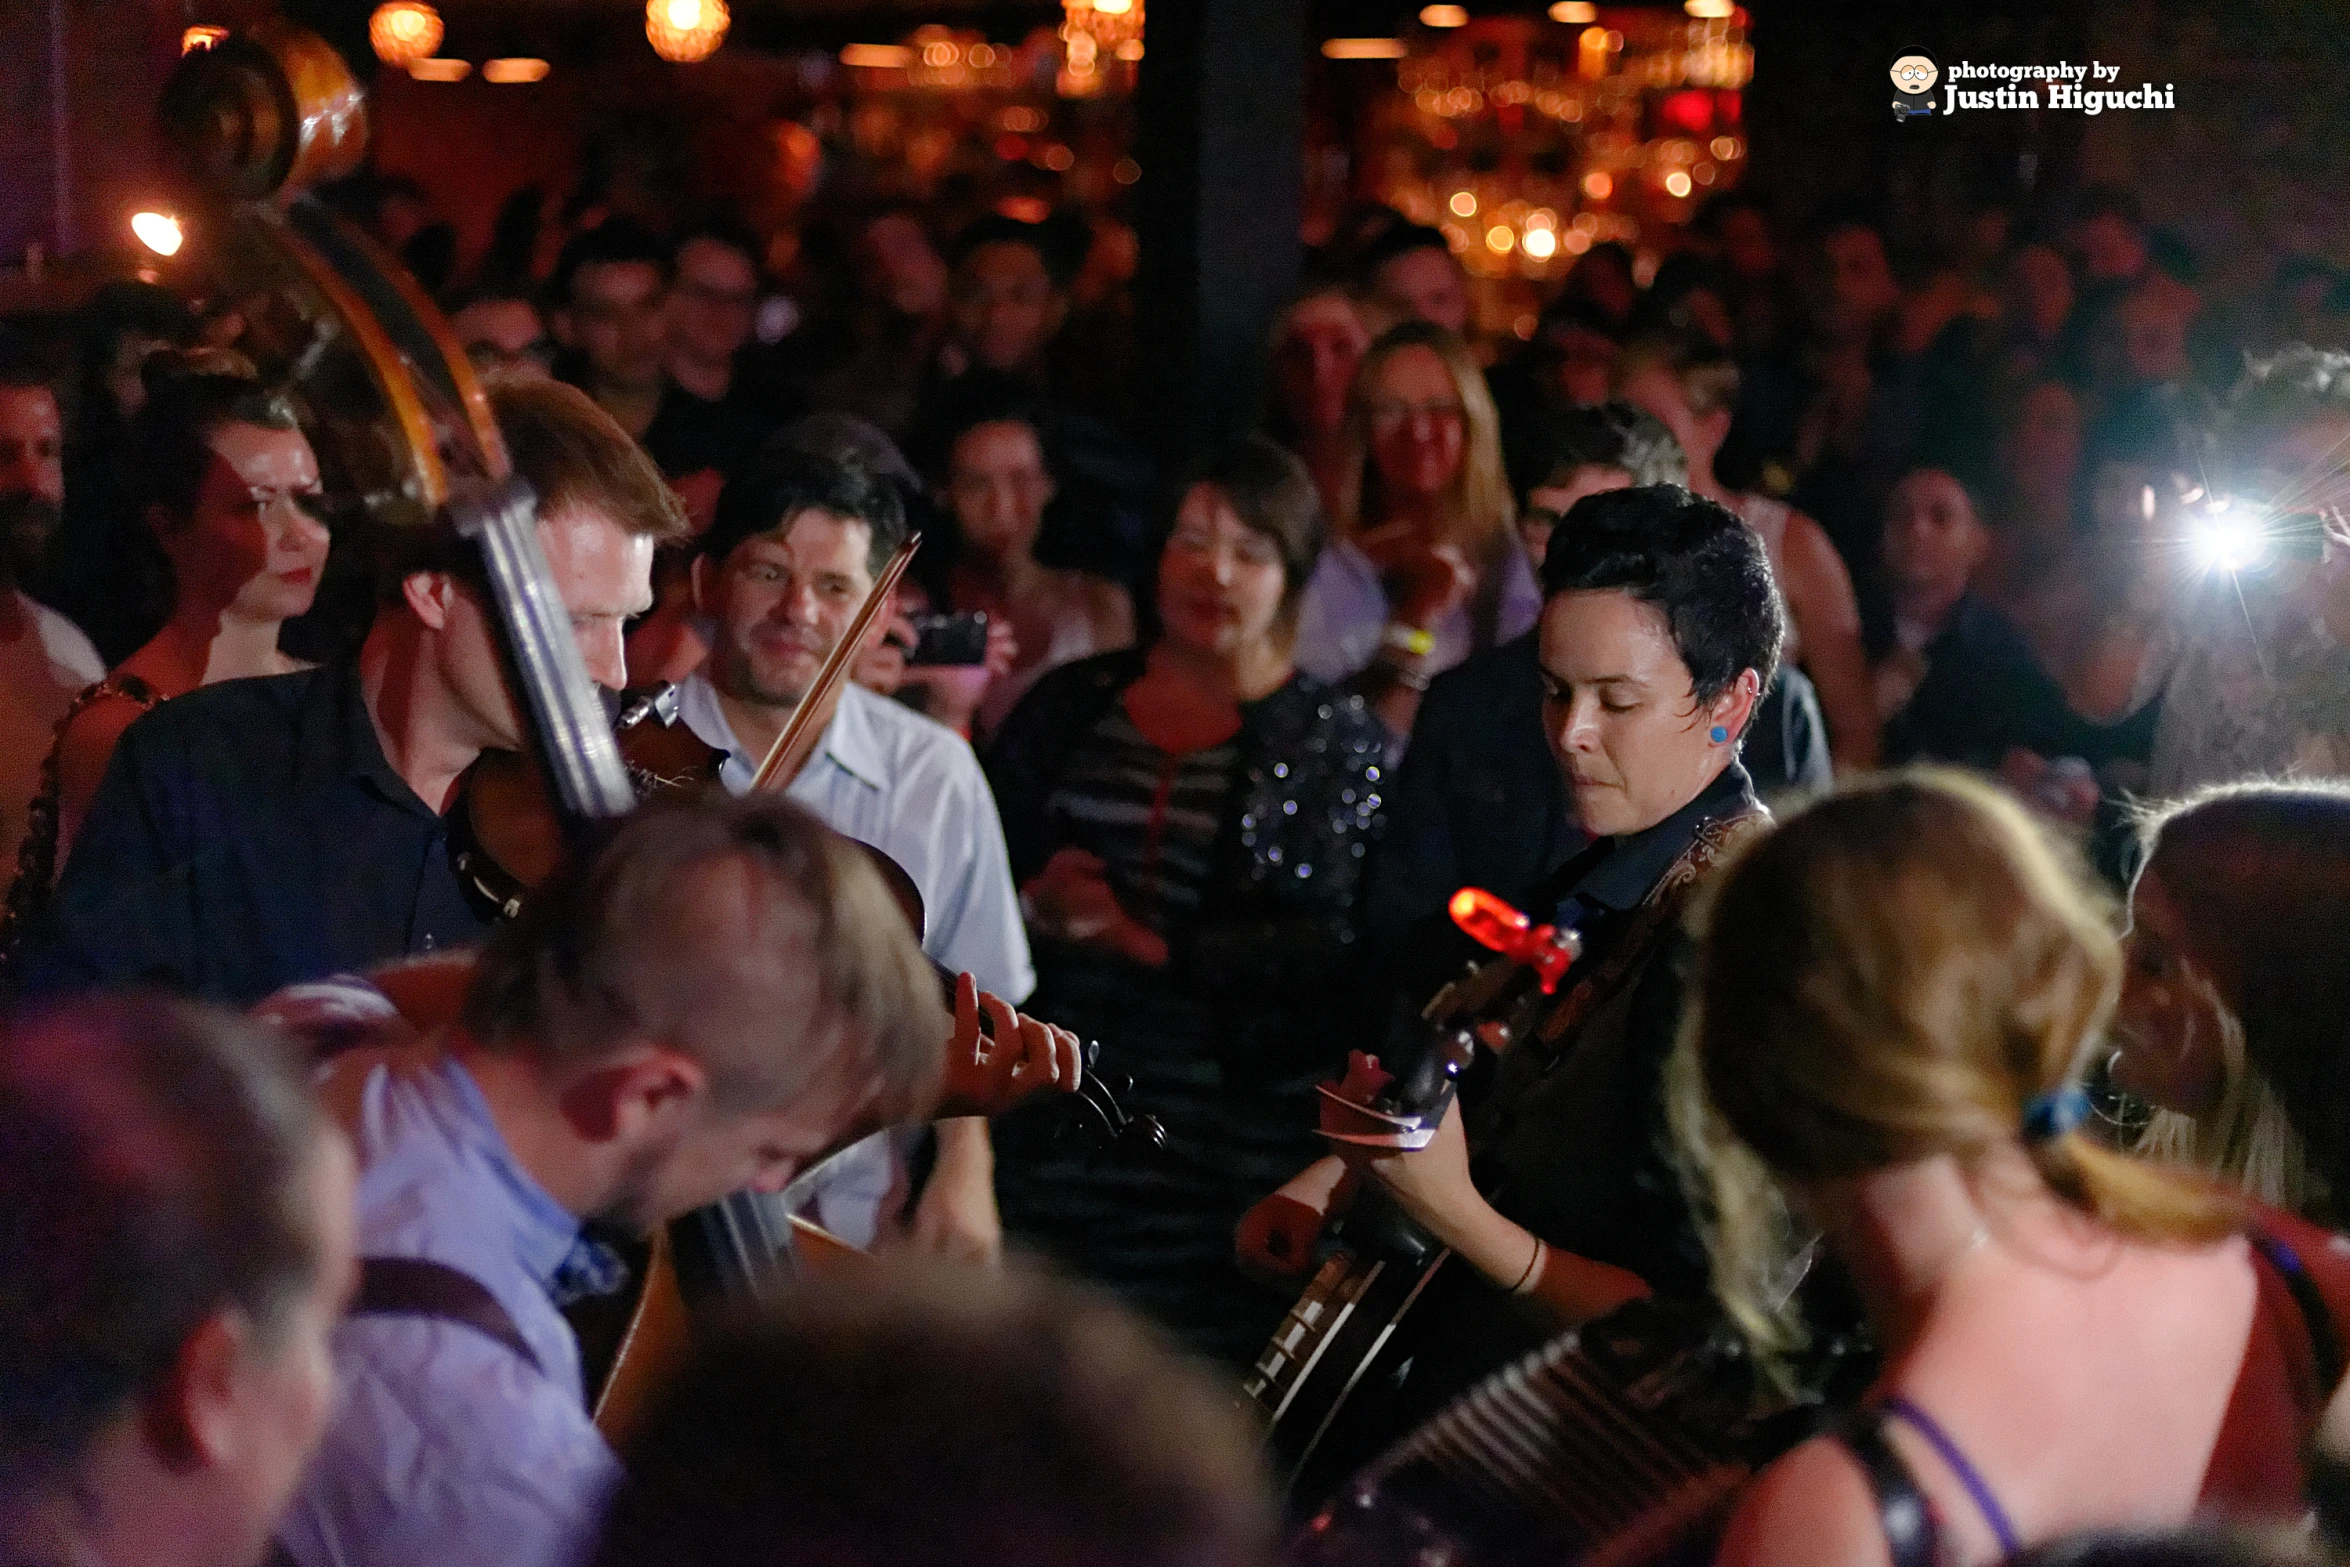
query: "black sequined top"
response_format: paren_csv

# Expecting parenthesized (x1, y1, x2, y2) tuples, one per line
(982, 648, 1388, 1365)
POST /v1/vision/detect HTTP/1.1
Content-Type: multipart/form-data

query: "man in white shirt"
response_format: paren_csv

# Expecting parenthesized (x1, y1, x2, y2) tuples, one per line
(678, 446, 1032, 1258)
(0, 362, 102, 869)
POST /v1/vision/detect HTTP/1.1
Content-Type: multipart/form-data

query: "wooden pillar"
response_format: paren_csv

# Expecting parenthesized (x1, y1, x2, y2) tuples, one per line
(1132, 0, 1310, 470)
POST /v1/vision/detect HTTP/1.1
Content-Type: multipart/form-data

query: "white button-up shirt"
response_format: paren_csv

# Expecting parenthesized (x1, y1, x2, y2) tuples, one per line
(675, 672, 1034, 1249)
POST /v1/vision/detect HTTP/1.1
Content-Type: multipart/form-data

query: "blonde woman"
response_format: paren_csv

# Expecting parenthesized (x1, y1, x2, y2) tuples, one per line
(2114, 782, 2350, 1220)
(1290, 320, 1539, 740)
(1677, 771, 2350, 1567)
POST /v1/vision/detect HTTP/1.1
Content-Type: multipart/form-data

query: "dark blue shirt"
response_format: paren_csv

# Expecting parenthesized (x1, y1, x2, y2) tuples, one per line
(15, 661, 491, 1005)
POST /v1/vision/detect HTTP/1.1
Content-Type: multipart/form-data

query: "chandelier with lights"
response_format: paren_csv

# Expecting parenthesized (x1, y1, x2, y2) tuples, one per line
(367, 1, 443, 67)
(1058, 0, 1142, 96)
(647, 0, 730, 63)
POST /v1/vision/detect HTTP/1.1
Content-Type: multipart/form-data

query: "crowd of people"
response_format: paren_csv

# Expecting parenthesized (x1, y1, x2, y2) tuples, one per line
(0, 116, 2349, 1567)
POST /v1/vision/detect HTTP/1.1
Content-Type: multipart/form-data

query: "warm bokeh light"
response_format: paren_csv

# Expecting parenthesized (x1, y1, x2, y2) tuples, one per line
(367, 2, 443, 68)
(181, 25, 229, 53)
(131, 211, 183, 257)
(1420, 5, 1470, 26)
(482, 57, 549, 83)
(1449, 190, 1477, 217)
(1685, 0, 1735, 15)
(646, 0, 730, 62)
(840, 43, 913, 68)
(1583, 170, 1613, 199)
(407, 57, 471, 81)
(1522, 227, 1558, 259)
(1663, 170, 1693, 197)
(1549, 1, 1598, 19)
(1321, 37, 1409, 59)
(1485, 224, 1515, 254)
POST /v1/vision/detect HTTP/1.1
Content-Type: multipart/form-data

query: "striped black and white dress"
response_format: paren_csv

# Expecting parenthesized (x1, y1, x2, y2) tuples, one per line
(994, 702, 1330, 1370)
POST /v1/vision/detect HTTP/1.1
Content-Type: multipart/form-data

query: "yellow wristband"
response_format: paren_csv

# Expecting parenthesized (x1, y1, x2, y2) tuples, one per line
(1381, 622, 1436, 659)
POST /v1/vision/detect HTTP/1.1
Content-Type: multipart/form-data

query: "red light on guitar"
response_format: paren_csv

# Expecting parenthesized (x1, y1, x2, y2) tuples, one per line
(1448, 886, 1580, 993)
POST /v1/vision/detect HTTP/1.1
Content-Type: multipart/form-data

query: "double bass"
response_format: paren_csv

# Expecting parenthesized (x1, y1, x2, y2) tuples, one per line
(154, 22, 1158, 1446)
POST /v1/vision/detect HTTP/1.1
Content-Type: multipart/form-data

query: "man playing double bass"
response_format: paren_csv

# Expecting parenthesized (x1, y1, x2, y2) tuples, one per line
(1240, 486, 1784, 1481)
(15, 379, 674, 1003)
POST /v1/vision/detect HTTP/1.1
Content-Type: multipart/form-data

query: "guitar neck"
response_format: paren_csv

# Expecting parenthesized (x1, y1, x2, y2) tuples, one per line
(446, 477, 637, 823)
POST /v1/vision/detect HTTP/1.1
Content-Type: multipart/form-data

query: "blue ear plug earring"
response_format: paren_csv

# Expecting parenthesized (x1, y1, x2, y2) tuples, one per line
(1709, 725, 1730, 743)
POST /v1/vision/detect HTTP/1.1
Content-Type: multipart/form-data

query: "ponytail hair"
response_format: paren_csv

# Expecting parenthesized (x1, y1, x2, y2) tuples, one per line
(1673, 769, 2241, 1361)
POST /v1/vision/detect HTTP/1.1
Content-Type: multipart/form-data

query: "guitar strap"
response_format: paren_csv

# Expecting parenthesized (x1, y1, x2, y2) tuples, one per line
(1533, 808, 1767, 1053)
(352, 1256, 544, 1375)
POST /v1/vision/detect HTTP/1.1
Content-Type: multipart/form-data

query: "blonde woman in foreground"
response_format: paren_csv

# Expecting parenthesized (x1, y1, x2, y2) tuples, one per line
(1678, 771, 2350, 1567)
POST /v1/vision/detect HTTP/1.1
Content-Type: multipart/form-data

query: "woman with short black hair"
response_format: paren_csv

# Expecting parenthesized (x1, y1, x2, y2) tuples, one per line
(985, 435, 1383, 1367)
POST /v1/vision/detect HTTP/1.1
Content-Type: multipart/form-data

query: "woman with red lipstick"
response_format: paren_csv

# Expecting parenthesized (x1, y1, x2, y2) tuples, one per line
(9, 351, 326, 902)
(982, 435, 1387, 1368)
(1292, 320, 1541, 743)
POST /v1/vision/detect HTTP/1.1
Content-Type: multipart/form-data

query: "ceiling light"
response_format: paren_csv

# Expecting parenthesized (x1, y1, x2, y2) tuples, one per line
(408, 57, 471, 80)
(647, 0, 729, 63)
(1549, 2, 1597, 20)
(1420, 4, 1470, 26)
(131, 211, 183, 257)
(840, 43, 913, 68)
(482, 57, 550, 83)
(1684, 0, 1735, 15)
(1322, 37, 1408, 59)
(368, 2, 443, 67)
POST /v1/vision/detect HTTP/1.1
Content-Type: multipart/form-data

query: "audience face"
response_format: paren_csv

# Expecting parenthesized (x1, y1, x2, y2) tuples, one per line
(569, 259, 670, 396)
(669, 236, 760, 371)
(1519, 462, 1632, 567)
(1549, 324, 1620, 406)
(1998, 381, 2084, 510)
(2113, 866, 2232, 1115)
(1537, 587, 1737, 838)
(945, 420, 1054, 564)
(158, 423, 330, 628)
(697, 508, 876, 710)
(2007, 244, 2075, 343)
(862, 213, 948, 317)
(0, 382, 65, 509)
(452, 298, 553, 383)
(0, 382, 64, 582)
(1713, 206, 1777, 282)
(2074, 213, 2149, 285)
(949, 241, 1065, 374)
(1272, 295, 1370, 440)
(2117, 286, 2192, 385)
(1880, 469, 1988, 607)
(1569, 250, 1639, 325)
(1818, 224, 1900, 340)
(1363, 344, 1468, 501)
(1371, 247, 1471, 336)
(1157, 482, 1290, 663)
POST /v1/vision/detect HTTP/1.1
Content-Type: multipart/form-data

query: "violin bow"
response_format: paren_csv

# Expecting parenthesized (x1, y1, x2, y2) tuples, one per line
(748, 535, 921, 794)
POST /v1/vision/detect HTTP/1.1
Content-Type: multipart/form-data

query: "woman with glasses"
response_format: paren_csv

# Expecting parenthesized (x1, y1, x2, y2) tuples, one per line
(1292, 320, 1540, 743)
(983, 436, 1384, 1367)
(4, 350, 326, 926)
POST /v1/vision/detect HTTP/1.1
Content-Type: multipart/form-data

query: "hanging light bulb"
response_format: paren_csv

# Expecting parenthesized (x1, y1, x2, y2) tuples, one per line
(646, 0, 730, 63)
(368, 2, 443, 68)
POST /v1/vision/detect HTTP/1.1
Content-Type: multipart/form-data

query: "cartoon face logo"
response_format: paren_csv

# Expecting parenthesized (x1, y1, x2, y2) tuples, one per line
(1891, 53, 1938, 97)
